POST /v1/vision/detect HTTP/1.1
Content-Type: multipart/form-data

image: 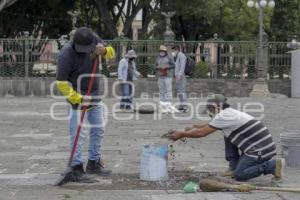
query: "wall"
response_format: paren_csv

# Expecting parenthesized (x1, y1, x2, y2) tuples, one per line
(0, 78, 291, 98)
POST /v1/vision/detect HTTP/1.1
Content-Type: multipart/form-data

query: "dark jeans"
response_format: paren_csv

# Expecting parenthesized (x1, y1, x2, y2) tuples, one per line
(120, 83, 133, 109)
(224, 137, 276, 181)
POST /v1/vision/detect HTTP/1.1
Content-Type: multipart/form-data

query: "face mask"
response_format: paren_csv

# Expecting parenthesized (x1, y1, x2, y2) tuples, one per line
(207, 110, 216, 119)
(171, 52, 176, 57)
(160, 52, 167, 57)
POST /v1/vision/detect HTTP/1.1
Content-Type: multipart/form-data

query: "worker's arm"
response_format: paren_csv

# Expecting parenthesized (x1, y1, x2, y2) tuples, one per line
(92, 34, 115, 60)
(56, 48, 87, 105)
(90, 44, 115, 60)
(56, 81, 83, 105)
(185, 124, 207, 131)
(168, 124, 217, 141)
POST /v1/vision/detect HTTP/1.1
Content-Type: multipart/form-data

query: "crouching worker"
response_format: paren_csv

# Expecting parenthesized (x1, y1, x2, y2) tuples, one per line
(56, 27, 115, 183)
(118, 50, 141, 111)
(166, 94, 285, 182)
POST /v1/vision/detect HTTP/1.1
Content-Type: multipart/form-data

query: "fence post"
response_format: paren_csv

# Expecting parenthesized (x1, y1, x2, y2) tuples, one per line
(24, 31, 30, 78)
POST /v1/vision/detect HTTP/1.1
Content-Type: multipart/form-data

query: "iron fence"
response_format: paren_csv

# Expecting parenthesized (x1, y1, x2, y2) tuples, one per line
(0, 38, 292, 79)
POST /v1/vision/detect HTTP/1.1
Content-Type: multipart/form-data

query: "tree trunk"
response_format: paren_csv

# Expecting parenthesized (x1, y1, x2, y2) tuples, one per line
(0, 0, 18, 12)
(94, 0, 118, 38)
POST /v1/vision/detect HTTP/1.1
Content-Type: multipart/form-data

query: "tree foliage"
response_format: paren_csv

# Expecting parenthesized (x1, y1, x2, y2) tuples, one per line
(0, 0, 73, 37)
(0, 0, 299, 41)
(270, 0, 300, 41)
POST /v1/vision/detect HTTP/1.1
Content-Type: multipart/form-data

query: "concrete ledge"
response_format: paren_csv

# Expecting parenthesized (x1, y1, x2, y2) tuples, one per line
(0, 77, 291, 97)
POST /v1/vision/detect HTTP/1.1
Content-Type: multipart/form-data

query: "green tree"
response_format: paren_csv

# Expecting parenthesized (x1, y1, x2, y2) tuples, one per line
(170, 0, 274, 41)
(171, 0, 222, 40)
(0, 0, 73, 37)
(270, 0, 300, 41)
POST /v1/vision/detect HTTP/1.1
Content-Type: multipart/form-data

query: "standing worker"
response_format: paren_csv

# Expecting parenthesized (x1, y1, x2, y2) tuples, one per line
(56, 27, 115, 183)
(172, 45, 188, 112)
(118, 49, 141, 111)
(166, 94, 285, 182)
(155, 45, 176, 113)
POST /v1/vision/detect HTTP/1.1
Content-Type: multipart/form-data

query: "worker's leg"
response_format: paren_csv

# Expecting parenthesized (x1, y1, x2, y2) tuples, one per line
(120, 83, 131, 109)
(234, 155, 276, 181)
(176, 76, 187, 107)
(165, 77, 173, 102)
(224, 137, 240, 171)
(158, 77, 167, 102)
(68, 108, 89, 167)
(126, 83, 133, 109)
(87, 105, 104, 162)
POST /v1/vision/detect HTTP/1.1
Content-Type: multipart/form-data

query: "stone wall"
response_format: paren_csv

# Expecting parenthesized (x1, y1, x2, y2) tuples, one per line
(0, 77, 291, 98)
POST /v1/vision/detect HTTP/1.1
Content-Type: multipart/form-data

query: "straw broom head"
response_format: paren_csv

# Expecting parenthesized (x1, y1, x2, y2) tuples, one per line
(200, 179, 233, 192)
(200, 179, 256, 192)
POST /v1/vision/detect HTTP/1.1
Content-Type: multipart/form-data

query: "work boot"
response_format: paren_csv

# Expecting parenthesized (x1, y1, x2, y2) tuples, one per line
(86, 159, 112, 176)
(274, 158, 285, 180)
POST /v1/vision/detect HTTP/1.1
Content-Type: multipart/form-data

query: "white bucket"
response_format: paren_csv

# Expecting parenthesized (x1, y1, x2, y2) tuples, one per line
(280, 132, 300, 168)
(139, 144, 169, 181)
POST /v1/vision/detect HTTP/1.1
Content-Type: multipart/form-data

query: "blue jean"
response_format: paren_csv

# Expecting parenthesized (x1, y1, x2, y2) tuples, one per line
(224, 137, 276, 181)
(175, 76, 187, 105)
(158, 77, 173, 102)
(69, 105, 104, 166)
(120, 83, 133, 109)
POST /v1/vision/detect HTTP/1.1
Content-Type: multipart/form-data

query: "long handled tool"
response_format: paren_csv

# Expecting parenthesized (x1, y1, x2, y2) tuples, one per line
(200, 178, 300, 193)
(55, 58, 99, 186)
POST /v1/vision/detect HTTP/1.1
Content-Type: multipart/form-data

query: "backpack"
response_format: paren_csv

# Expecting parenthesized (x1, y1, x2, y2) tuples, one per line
(184, 55, 195, 76)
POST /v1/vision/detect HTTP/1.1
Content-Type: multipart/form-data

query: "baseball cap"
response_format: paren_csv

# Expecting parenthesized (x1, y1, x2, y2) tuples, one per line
(205, 94, 227, 112)
(73, 27, 96, 53)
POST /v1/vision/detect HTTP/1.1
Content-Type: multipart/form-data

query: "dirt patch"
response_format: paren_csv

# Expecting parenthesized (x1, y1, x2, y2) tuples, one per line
(63, 171, 217, 190)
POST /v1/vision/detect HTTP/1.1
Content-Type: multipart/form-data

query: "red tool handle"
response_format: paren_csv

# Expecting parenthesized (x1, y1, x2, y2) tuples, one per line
(68, 58, 99, 165)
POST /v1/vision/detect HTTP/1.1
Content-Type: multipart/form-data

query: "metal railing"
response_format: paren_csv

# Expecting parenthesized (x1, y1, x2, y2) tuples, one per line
(0, 39, 292, 79)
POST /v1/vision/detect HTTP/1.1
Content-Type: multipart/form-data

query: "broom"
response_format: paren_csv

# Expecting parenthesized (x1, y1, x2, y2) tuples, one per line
(55, 58, 99, 186)
(200, 178, 300, 193)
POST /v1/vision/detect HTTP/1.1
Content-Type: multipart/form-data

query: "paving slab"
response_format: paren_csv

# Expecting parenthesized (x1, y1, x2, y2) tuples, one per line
(0, 97, 299, 200)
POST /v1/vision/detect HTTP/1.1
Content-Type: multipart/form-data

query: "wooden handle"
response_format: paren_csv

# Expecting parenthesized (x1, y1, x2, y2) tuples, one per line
(257, 186, 300, 193)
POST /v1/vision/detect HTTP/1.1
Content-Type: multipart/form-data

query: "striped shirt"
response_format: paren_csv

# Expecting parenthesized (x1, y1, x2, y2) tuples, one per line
(209, 108, 276, 159)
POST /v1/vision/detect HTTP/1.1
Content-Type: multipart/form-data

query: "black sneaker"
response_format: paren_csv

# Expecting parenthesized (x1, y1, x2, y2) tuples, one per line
(86, 159, 112, 176)
(178, 105, 189, 113)
(178, 105, 184, 111)
(120, 105, 125, 110)
(182, 106, 189, 113)
(69, 164, 95, 183)
(57, 164, 95, 185)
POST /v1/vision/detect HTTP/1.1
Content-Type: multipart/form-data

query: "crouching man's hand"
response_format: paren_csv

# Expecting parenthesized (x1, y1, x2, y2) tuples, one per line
(167, 131, 185, 141)
(184, 127, 193, 131)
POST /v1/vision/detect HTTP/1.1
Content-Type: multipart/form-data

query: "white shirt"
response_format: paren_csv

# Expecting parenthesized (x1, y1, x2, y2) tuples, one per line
(209, 108, 254, 137)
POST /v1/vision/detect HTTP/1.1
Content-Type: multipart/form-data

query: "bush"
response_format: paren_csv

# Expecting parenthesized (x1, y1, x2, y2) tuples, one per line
(192, 61, 211, 78)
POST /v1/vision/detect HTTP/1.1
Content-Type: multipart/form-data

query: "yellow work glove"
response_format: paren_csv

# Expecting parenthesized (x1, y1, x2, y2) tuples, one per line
(56, 81, 82, 105)
(104, 46, 115, 60)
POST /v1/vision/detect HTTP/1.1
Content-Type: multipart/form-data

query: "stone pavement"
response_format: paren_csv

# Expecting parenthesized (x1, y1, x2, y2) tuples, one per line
(0, 97, 299, 200)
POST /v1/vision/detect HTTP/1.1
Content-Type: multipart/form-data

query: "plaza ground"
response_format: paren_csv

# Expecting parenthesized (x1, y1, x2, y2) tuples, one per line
(0, 97, 299, 200)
